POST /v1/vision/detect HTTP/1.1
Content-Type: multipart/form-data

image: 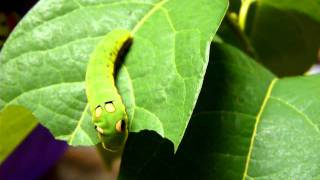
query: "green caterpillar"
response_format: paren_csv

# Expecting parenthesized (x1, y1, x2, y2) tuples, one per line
(85, 29, 132, 152)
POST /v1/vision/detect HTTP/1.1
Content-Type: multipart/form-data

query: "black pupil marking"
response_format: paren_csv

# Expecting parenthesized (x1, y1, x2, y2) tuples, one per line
(105, 101, 113, 105)
(120, 120, 126, 131)
(95, 105, 101, 110)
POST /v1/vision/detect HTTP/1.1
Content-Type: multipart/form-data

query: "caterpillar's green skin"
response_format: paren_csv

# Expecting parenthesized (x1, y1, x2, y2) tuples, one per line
(85, 29, 131, 151)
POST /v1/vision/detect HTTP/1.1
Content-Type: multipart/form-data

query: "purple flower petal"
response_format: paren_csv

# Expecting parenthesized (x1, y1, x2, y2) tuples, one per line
(0, 125, 67, 180)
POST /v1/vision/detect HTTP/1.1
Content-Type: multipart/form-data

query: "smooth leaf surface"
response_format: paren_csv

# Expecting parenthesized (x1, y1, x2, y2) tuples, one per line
(177, 43, 320, 179)
(245, 0, 320, 76)
(0, 106, 37, 163)
(0, 0, 228, 150)
(120, 43, 320, 179)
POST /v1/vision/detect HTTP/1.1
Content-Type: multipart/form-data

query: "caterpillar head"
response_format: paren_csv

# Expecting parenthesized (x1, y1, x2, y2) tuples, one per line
(93, 100, 128, 152)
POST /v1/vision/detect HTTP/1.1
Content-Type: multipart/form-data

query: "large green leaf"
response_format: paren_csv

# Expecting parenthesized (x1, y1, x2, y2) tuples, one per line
(177, 43, 320, 179)
(244, 0, 320, 76)
(0, 0, 228, 150)
(120, 43, 320, 179)
(0, 106, 37, 163)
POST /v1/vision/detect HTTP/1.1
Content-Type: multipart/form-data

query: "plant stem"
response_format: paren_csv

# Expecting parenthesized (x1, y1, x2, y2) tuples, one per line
(225, 12, 257, 58)
(239, 0, 255, 31)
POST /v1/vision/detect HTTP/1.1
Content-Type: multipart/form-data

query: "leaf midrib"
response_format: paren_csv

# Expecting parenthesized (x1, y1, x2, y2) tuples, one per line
(68, 104, 90, 144)
(132, 0, 169, 34)
(242, 78, 278, 180)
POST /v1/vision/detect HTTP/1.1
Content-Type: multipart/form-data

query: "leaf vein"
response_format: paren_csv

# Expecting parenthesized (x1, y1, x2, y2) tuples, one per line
(6, 0, 155, 62)
(1, 81, 84, 111)
(270, 96, 320, 134)
(68, 104, 90, 144)
(242, 78, 278, 180)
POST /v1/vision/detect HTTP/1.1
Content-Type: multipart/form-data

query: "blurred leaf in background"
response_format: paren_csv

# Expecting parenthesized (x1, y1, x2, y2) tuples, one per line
(229, 0, 242, 13)
(0, 13, 19, 48)
(243, 0, 320, 76)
